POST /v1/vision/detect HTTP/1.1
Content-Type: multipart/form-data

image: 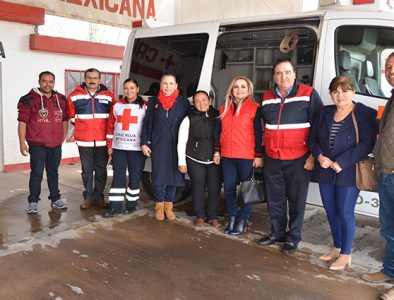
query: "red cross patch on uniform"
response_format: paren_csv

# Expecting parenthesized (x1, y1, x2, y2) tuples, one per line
(117, 109, 138, 130)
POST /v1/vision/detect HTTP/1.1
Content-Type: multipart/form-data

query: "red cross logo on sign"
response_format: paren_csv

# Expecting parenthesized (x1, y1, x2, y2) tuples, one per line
(117, 109, 138, 130)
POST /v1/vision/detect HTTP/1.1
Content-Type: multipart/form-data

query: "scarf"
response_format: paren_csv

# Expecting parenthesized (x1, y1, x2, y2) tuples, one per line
(158, 89, 179, 110)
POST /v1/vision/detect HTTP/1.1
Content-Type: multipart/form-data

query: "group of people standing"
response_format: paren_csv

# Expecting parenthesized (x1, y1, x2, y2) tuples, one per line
(17, 53, 394, 294)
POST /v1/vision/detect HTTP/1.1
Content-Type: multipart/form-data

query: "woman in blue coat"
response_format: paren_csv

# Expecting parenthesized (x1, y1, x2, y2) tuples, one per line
(141, 74, 190, 221)
(309, 76, 378, 271)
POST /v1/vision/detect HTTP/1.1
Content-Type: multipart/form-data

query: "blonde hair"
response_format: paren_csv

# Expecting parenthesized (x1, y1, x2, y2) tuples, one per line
(220, 76, 255, 119)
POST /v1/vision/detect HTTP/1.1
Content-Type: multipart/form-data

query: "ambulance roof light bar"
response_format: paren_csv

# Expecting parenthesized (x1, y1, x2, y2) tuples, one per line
(319, 0, 375, 6)
(131, 19, 170, 29)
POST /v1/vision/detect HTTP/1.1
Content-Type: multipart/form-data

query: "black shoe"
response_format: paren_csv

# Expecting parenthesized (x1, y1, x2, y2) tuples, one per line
(282, 242, 298, 254)
(103, 209, 122, 218)
(257, 234, 285, 246)
(224, 217, 236, 234)
(230, 219, 248, 236)
(123, 207, 136, 214)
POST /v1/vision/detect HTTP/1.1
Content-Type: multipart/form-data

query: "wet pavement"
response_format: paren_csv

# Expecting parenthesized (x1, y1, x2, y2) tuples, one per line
(0, 163, 392, 299)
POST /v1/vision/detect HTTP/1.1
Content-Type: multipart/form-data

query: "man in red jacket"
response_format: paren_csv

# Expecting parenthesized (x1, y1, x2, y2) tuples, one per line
(258, 59, 323, 254)
(67, 68, 115, 209)
(18, 71, 68, 214)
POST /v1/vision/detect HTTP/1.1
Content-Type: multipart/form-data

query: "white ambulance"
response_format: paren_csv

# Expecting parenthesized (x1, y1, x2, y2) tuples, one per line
(119, 0, 394, 217)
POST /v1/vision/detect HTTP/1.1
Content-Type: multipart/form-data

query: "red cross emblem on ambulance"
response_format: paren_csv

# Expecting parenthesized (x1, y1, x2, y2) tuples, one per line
(117, 109, 138, 130)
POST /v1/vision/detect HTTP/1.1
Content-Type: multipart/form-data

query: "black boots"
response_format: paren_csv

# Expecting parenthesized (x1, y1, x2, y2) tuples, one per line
(224, 217, 248, 235)
(224, 217, 236, 234)
(230, 219, 248, 236)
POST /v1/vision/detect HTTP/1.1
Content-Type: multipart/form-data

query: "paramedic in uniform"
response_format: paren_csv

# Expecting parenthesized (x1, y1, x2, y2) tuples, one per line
(67, 68, 116, 209)
(104, 78, 147, 217)
(259, 59, 323, 254)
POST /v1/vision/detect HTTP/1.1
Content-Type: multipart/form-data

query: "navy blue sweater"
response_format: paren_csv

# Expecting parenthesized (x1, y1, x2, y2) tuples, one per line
(309, 102, 378, 187)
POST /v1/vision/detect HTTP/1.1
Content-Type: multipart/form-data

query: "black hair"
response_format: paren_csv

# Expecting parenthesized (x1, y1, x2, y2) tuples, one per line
(84, 68, 101, 79)
(39, 71, 55, 81)
(272, 59, 296, 75)
(123, 77, 144, 108)
(124, 78, 139, 87)
(192, 90, 209, 102)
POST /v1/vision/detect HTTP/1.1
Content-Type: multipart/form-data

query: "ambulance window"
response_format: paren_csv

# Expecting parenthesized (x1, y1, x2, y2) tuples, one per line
(336, 26, 394, 98)
(129, 33, 209, 98)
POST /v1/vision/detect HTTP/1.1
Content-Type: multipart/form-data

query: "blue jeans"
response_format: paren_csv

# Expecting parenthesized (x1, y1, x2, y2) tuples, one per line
(379, 173, 394, 278)
(221, 158, 253, 221)
(319, 184, 359, 254)
(28, 145, 62, 203)
(154, 185, 177, 202)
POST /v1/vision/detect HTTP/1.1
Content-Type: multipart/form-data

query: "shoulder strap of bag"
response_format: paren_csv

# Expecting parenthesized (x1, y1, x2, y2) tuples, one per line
(249, 167, 255, 181)
(351, 107, 359, 145)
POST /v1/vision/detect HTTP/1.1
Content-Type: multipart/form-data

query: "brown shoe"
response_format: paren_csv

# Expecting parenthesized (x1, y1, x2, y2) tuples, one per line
(155, 202, 165, 221)
(164, 201, 176, 221)
(208, 219, 221, 229)
(194, 218, 205, 226)
(361, 272, 393, 283)
(80, 199, 93, 209)
(97, 198, 110, 209)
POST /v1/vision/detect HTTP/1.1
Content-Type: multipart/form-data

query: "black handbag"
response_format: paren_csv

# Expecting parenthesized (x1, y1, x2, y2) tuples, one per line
(239, 170, 265, 205)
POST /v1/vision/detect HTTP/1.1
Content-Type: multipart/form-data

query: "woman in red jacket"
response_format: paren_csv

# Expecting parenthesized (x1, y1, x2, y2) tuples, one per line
(214, 76, 263, 235)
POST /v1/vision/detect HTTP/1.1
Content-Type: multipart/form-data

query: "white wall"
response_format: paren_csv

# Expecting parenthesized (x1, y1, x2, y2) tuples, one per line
(175, 0, 305, 24)
(0, 20, 122, 167)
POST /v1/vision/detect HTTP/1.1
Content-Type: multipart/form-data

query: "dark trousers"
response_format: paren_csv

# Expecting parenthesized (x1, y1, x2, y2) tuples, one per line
(319, 183, 359, 254)
(379, 173, 394, 278)
(78, 146, 108, 201)
(154, 185, 177, 202)
(28, 145, 62, 203)
(221, 157, 253, 221)
(187, 158, 221, 220)
(263, 154, 312, 244)
(109, 149, 146, 211)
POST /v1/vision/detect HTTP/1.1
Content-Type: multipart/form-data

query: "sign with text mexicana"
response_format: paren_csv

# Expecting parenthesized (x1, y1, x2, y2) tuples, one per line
(11, 0, 156, 28)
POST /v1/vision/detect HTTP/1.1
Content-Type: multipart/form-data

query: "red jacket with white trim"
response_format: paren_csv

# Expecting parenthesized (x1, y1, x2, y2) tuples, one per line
(106, 96, 147, 151)
(67, 83, 115, 147)
(261, 81, 323, 160)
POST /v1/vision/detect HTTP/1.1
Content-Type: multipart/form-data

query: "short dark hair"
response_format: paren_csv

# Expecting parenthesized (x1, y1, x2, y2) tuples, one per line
(328, 75, 355, 93)
(272, 59, 295, 75)
(39, 71, 55, 81)
(192, 90, 209, 102)
(160, 73, 178, 84)
(123, 78, 139, 88)
(84, 68, 101, 79)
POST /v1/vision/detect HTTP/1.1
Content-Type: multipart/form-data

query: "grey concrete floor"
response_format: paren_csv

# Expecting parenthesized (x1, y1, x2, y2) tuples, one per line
(0, 163, 391, 299)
